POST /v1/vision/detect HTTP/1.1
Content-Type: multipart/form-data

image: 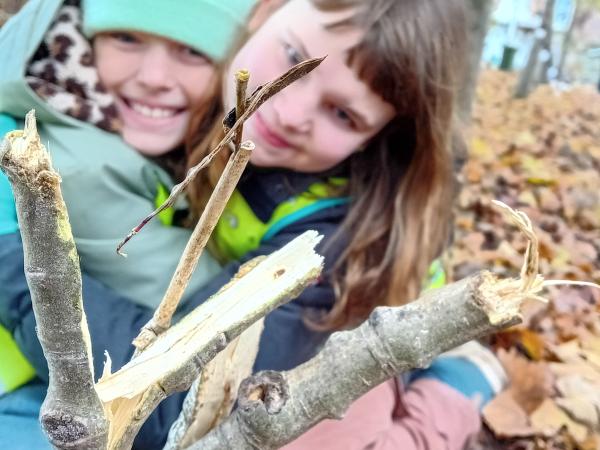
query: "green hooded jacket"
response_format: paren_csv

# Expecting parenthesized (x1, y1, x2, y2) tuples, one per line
(0, 0, 221, 309)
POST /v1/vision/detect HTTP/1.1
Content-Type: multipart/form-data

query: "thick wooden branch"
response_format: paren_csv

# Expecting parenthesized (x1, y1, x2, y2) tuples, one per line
(191, 271, 526, 450)
(95, 231, 324, 449)
(0, 111, 108, 449)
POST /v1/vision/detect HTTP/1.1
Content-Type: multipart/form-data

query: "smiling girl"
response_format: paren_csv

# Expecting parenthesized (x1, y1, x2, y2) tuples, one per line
(0, 0, 255, 448)
(93, 31, 216, 156)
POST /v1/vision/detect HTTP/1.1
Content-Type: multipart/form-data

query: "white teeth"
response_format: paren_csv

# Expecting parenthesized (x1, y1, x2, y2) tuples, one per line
(130, 101, 177, 118)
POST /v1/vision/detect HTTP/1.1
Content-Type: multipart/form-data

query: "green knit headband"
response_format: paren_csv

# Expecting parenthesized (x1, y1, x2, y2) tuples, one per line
(82, 0, 256, 61)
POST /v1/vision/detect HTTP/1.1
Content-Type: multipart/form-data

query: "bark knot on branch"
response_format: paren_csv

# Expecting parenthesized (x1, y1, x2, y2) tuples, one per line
(238, 371, 289, 415)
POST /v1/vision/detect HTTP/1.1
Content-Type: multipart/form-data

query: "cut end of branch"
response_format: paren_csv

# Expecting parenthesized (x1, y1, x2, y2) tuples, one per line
(41, 407, 108, 449)
(132, 326, 159, 353)
(240, 140, 255, 152)
(1, 110, 58, 187)
(236, 69, 250, 82)
(476, 271, 528, 326)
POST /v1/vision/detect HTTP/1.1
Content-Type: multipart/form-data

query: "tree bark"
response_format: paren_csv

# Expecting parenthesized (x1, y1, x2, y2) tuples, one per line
(0, 112, 109, 449)
(164, 320, 264, 449)
(539, 0, 557, 83)
(557, 0, 586, 81)
(515, 0, 557, 98)
(460, 0, 495, 121)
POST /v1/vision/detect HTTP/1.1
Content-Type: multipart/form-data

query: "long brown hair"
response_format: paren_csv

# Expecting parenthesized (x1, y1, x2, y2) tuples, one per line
(187, 0, 467, 330)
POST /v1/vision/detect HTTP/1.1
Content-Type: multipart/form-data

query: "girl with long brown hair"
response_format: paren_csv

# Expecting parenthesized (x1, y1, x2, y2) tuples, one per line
(186, 1, 506, 447)
(188, 0, 463, 332)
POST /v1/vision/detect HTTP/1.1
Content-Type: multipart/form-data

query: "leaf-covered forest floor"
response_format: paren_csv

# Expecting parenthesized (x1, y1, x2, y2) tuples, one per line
(450, 70, 600, 450)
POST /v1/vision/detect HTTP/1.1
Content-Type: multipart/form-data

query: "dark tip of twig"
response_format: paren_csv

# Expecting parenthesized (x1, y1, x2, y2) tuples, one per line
(116, 228, 139, 257)
(116, 209, 163, 256)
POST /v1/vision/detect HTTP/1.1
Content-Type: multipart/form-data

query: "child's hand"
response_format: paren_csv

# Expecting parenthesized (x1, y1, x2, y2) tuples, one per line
(0, 172, 19, 235)
(409, 340, 507, 409)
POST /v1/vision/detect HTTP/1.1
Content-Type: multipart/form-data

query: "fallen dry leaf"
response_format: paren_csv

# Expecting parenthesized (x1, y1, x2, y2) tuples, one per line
(498, 348, 553, 414)
(483, 390, 536, 438)
(530, 398, 588, 443)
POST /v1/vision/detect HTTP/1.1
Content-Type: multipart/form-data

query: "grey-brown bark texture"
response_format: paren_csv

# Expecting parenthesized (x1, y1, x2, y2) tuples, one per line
(0, 112, 108, 449)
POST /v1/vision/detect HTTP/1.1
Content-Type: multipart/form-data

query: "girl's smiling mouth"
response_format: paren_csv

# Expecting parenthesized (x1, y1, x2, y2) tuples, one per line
(115, 96, 187, 128)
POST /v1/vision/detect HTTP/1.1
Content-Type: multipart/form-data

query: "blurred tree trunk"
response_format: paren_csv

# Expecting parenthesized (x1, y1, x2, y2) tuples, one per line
(538, 0, 556, 83)
(557, 1, 592, 81)
(459, 0, 495, 122)
(515, 0, 556, 98)
(452, 0, 494, 172)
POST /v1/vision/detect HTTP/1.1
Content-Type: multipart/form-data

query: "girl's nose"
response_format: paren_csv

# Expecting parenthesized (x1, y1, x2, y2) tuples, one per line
(135, 45, 175, 91)
(271, 80, 314, 134)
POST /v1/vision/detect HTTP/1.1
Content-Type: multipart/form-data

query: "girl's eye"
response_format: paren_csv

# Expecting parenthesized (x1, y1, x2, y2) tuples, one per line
(109, 32, 139, 45)
(330, 105, 355, 128)
(178, 46, 211, 65)
(283, 42, 304, 66)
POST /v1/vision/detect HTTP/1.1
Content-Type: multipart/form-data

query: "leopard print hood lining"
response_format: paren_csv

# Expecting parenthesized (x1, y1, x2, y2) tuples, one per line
(26, 0, 120, 132)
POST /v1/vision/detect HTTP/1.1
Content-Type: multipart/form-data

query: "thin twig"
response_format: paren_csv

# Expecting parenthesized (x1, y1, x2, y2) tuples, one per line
(542, 280, 600, 289)
(132, 70, 254, 353)
(117, 57, 324, 255)
(491, 200, 600, 296)
(233, 69, 250, 152)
